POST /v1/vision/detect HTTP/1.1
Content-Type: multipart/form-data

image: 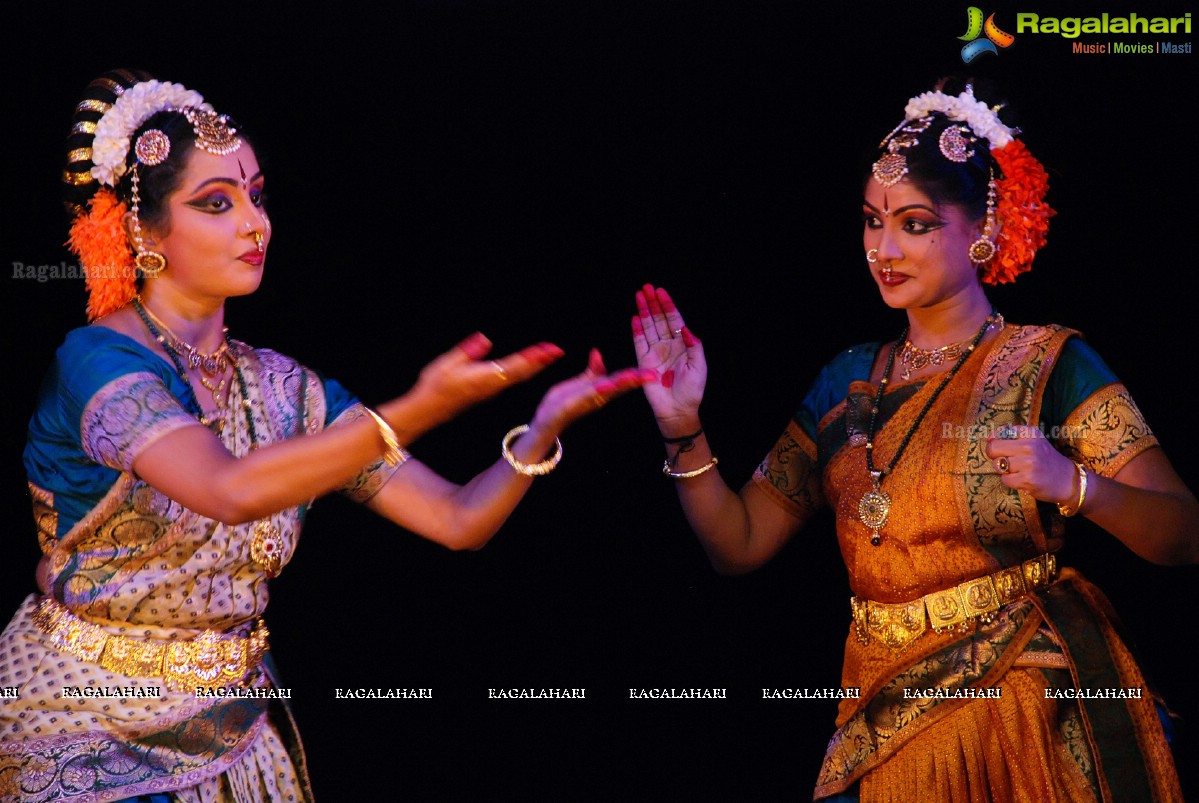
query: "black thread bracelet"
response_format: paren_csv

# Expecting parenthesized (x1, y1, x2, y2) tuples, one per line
(662, 428, 703, 444)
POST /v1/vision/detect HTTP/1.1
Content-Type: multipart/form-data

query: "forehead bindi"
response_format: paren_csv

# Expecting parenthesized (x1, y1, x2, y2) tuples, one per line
(183, 150, 262, 187)
(866, 179, 934, 213)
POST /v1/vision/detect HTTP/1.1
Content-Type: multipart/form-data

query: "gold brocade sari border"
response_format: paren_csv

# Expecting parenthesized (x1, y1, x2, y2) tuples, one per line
(1059, 382, 1159, 479)
(1029, 570, 1183, 803)
(952, 325, 1076, 560)
(814, 600, 1041, 798)
(30, 482, 57, 555)
(751, 419, 821, 518)
(0, 705, 269, 801)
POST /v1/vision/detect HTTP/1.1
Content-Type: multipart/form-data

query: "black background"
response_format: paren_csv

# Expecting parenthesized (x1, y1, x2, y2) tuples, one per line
(4, 2, 1196, 799)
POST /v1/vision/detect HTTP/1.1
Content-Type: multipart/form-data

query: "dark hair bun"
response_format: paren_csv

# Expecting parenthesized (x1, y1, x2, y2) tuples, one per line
(63, 69, 155, 214)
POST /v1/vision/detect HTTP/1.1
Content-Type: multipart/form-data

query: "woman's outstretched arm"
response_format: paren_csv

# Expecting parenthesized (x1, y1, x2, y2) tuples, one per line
(363, 349, 656, 550)
(633, 284, 815, 574)
(131, 333, 563, 524)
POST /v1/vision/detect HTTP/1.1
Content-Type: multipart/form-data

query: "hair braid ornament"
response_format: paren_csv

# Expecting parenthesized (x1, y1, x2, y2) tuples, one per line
(875, 86, 1054, 285)
(65, 79, 244, 319)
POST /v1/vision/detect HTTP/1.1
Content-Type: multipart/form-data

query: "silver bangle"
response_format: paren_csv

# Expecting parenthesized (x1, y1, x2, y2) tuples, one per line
(662, 456, 718, 479)
(501, 424, 563, 477)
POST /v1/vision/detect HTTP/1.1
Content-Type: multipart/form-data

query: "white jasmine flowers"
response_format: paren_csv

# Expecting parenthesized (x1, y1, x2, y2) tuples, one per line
(903, 89, 1013, 149)
(90, 81, 211, 186)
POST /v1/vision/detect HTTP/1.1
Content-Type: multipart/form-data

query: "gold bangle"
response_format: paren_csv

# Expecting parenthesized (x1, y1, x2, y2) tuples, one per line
(663, 456, 718, 479)
(502, 424, 563, 476)
(1057, 461, 1088, 517)
(364, 407, 410, 467)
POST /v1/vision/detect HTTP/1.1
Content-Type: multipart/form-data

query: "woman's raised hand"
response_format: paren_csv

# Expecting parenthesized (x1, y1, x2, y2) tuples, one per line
(530, 349, 658, 437)
(632, 284, 706, 427)
(410, 332, 564, 427)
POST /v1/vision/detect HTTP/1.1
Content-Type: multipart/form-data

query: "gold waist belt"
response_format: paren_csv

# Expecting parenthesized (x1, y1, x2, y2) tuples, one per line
(851, 553, 1058, 651)
(32, 596, 269, 693)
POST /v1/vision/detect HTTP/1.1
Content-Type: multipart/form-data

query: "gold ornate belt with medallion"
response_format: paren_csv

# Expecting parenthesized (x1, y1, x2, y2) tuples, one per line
(32, 596, 269, 693)
(851, 553, 1058, 651)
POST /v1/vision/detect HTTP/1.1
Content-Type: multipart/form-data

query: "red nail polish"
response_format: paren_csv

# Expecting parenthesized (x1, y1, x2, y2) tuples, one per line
(661, 369, 675, 388)
(460, 332, 491, 359)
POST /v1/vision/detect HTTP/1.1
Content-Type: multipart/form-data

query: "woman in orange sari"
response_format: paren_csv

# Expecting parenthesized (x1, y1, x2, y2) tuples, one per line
(631, 79, 1194, 801)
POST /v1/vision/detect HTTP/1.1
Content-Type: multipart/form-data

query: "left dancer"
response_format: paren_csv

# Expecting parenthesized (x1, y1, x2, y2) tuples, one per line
(0, 69, 653, 801)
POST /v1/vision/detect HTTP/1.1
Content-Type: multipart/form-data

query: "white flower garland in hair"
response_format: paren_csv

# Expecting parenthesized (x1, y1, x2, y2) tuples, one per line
(90, 80, 211, 186)
(903, 89, 1013, 149)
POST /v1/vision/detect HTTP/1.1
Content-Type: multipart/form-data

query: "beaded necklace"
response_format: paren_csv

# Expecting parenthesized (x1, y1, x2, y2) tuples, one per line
(132, 297, 284, 576)
(858, 310, 1000, 546)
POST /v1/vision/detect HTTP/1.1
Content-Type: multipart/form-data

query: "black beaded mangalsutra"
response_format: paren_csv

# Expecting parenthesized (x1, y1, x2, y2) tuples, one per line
(859, 309, 1001, 546)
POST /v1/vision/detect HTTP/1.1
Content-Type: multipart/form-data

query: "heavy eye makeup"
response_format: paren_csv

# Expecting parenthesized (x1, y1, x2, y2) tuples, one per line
(901, 215, 945, 234)
(861, 207, 946, 235)
(185, 182, 266, 213)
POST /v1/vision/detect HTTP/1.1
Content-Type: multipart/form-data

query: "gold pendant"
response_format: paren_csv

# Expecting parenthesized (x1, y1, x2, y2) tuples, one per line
(858, 472, 890, 546)
(251, 519, 285, 577)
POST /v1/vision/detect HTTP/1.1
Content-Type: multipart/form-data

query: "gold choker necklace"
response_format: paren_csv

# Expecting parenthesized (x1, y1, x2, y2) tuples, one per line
(136, 296, 235, 378)
(898, 313, 1004, 380)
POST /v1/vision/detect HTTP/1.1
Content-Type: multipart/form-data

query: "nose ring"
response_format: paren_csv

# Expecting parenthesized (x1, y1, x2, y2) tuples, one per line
(253, 232, 264, 253)
(866, 248, 879, 264)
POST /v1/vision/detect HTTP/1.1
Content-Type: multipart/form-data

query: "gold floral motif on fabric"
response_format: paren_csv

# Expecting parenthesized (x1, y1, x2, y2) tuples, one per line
(1058, 383, 1158, 478)
(954, 325, 1076, 554)
(816, 601, 1038, 797)
(751, 419, 822, 520)
(29, 482, 57, 555)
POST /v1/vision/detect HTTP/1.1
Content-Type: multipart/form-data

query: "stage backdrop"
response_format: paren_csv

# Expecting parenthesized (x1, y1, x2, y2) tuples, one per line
(4, 2, 1195, 798)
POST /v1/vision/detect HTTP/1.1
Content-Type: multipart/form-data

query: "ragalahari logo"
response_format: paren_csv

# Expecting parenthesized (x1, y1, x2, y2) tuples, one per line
(959, 7, 1016, 62)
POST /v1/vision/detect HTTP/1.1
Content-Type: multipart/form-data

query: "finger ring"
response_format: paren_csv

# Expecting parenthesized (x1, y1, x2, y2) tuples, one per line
(997, 426, 1018, 440)
(592, 391, 607, 408)
(490, 361, 509, 381)
(672, 328, 684, 337)
(995, 457, 1010, 474)
(866, 248, 879, 264)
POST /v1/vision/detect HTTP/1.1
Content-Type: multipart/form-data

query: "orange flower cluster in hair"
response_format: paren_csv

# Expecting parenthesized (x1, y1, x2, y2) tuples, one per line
(985, 139, 1055, 285)
(67, 188, 137, 321)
